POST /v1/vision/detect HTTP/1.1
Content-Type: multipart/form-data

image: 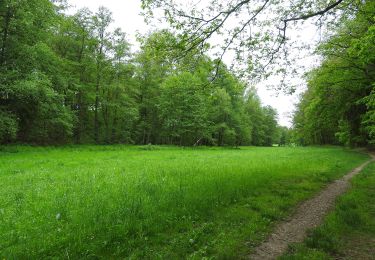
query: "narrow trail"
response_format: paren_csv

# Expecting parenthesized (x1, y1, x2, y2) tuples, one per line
(249, 153, 375, 260)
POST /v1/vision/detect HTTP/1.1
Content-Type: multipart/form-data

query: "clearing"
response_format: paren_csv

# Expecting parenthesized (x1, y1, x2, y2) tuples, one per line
(0, 146, 369, 258)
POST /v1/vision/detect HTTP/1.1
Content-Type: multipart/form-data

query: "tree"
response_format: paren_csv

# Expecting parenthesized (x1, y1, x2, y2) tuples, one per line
(6, 73, 73, 144)
(210, 66, 251, 146)
(0, 0, 74, 144)
(159, 72, 211, 145)
(104, 28, 138, 143)
(277, 126, 291, 146)
(91, 7, 113, 143)
(134, 30, 177, 144)
(293, 1, 375, 147)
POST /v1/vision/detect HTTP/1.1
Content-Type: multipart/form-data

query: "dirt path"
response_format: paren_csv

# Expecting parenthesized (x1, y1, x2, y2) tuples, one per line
(249, 153, 375, 260)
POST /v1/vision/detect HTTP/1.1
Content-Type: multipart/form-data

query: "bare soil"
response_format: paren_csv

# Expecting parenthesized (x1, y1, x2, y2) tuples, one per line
(249, 153, 375, 260)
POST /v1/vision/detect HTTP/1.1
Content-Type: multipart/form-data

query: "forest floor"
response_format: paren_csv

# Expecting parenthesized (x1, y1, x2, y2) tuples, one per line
(250, 153, 375, 259)
(0, 146, 371, 258)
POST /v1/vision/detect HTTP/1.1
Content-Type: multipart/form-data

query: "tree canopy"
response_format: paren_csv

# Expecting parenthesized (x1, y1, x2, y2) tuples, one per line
(141, 0, 360, 88)
(293, 1, 375, 147)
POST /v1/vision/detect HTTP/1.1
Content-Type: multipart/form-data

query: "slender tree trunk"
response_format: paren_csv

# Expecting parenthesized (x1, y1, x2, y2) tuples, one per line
(146, 131, 151, 144)
(74, 31, 87, 144)
(75, 91, 83, 143)
(94, 40, 103, 143)
(101, 88, 110, 143)
(1, 6, 12, 65)
(111, 108, 118, 143)
(111, 87, 120, 143)
(142, 128, 146, 144)
(94, 77, 100, 143)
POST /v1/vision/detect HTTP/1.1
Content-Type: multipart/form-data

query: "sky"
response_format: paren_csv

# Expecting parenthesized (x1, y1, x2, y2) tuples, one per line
(66, 0, 319, 127)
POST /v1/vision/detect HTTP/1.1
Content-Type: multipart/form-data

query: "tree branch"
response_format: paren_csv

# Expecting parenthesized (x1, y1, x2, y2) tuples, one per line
(284, 0, 344, 23)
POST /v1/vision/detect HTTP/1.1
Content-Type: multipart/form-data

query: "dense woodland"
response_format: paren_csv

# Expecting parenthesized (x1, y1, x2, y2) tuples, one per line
(293, 1, 375, 147)
(0, 0, 281, 146)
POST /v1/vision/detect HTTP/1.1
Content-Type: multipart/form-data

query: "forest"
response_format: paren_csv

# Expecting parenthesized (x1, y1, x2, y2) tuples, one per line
(0, 0, 281, 146)
(1, 0, 375, 259)
(1, 1, 373, 147)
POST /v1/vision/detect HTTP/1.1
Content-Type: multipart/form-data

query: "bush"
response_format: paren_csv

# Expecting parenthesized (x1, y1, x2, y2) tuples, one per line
(0, 110, 18, 143)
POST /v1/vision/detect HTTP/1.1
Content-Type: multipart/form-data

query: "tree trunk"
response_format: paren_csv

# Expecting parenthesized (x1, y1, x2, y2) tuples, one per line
(94, 40, 103, 143)
(94, 80, 100, 143)
(1, 6, 12, 65)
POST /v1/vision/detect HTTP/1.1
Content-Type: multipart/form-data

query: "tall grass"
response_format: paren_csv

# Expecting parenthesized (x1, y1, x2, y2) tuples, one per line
(0, 146, 368, 258)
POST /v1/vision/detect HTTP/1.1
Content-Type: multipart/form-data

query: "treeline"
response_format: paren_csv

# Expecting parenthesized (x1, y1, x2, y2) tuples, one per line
(293, 1, 375, 147)
(0, 0, 281, 146)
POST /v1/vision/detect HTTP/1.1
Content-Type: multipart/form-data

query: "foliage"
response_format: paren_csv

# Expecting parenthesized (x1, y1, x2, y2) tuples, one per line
(141, 0, 359, 88)
(0, 2, 281, 146)
(0, 109, 17, 143)
(293, 1, 375, 147)
(159, 72, 211, 145)
(6, 73, 73, 144)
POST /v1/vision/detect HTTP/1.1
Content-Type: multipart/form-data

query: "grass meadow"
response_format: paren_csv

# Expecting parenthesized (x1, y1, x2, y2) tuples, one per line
(281, 161, 375, 260)
(0, 146, 369, 258)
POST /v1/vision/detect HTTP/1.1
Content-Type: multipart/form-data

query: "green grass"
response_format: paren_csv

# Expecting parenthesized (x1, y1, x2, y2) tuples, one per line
(280, 161, 375, 260)
(0, 146, 369, 259)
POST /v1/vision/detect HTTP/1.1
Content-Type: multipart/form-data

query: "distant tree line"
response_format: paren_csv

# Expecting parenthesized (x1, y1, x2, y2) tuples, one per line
(0, 0, 283, 146)
(293, 1, 375, 147)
